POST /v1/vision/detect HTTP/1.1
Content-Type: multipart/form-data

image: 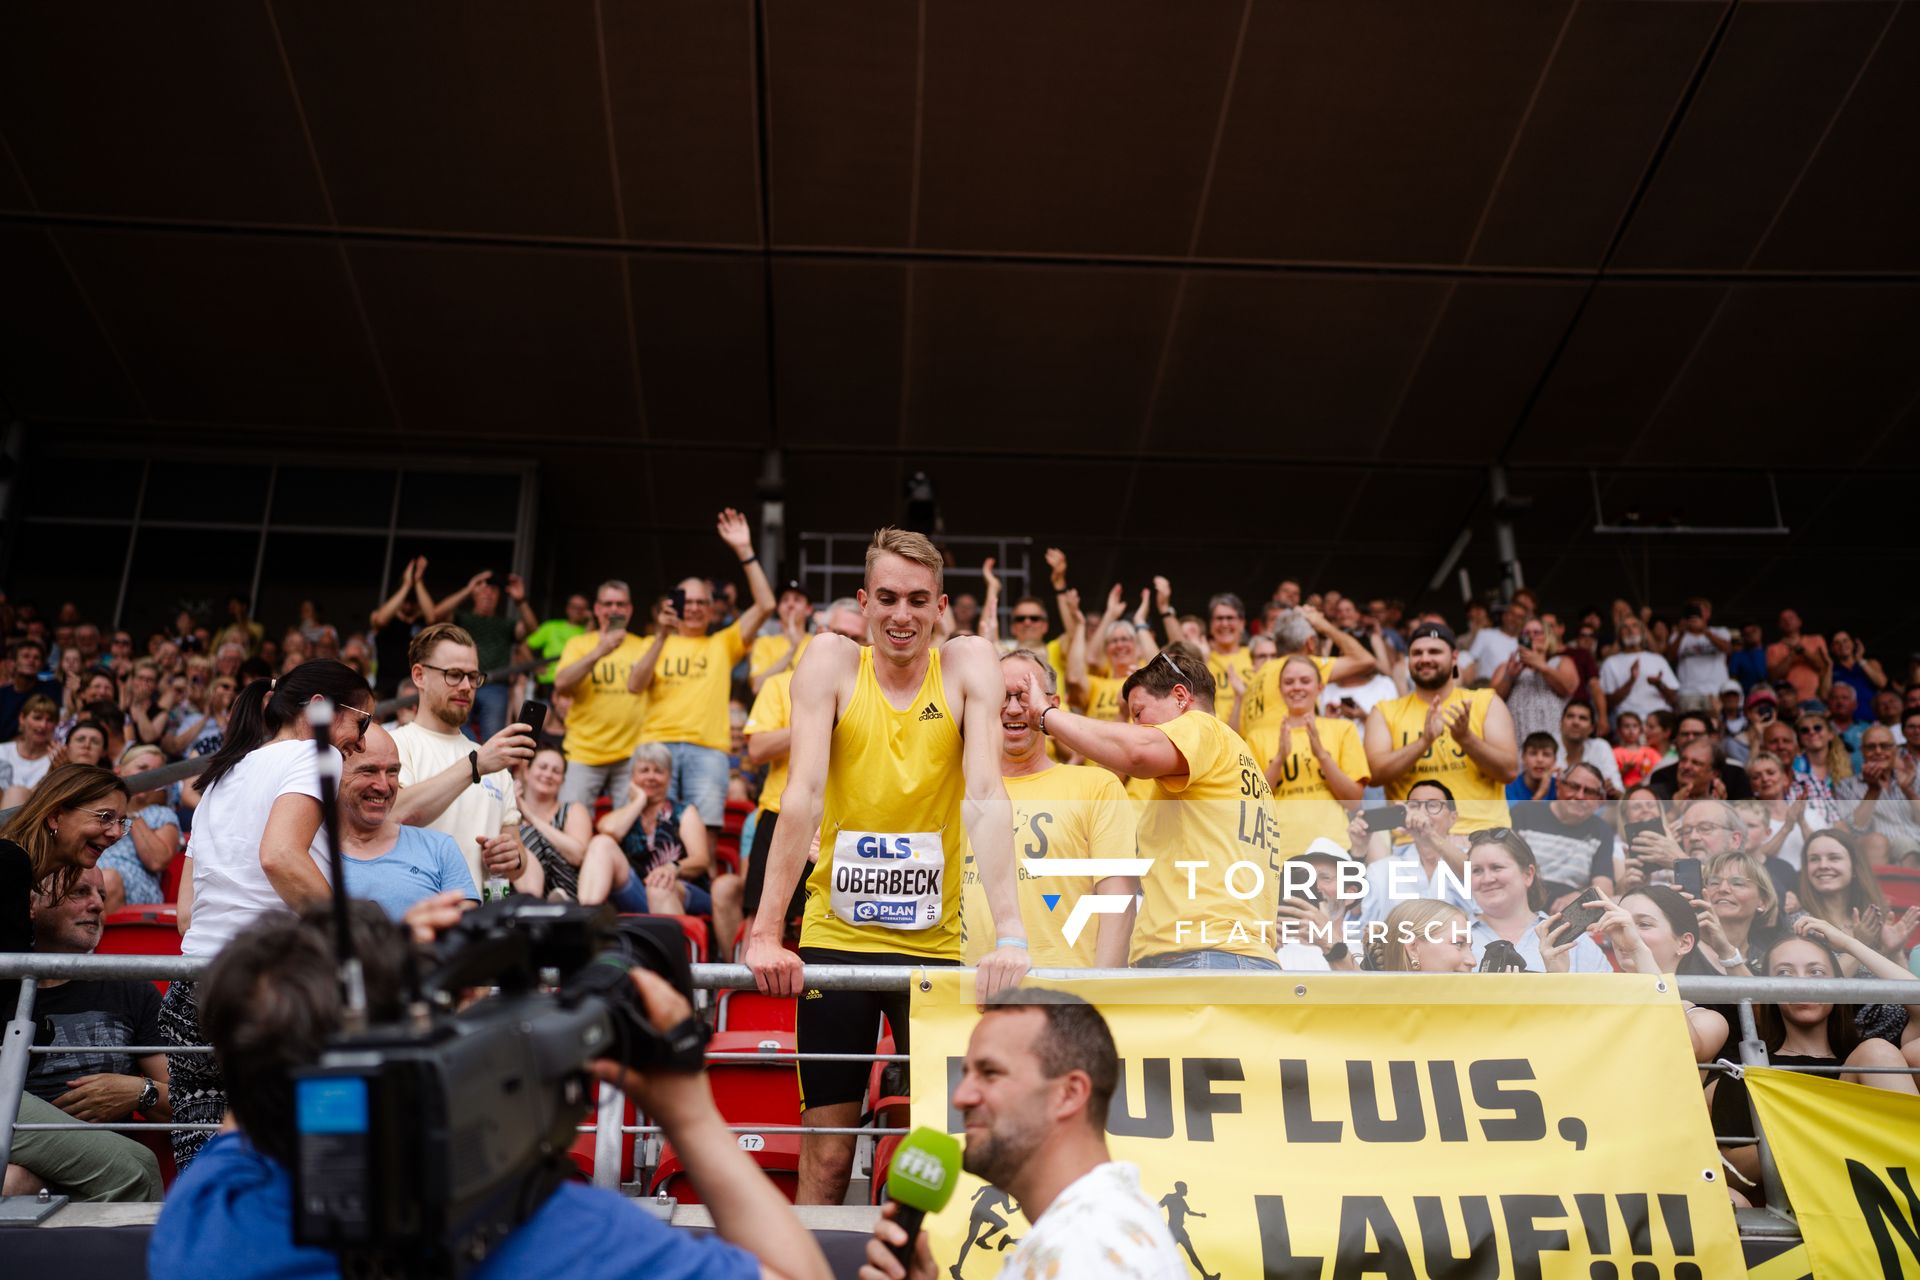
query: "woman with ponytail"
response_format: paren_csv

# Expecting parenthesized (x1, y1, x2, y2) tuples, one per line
(159, 660, 374, 1170)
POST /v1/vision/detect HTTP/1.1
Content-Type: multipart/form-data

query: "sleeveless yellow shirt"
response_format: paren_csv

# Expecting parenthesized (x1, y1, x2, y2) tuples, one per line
(801, 646, 970, 958)
(1373, 686, 1510, 834)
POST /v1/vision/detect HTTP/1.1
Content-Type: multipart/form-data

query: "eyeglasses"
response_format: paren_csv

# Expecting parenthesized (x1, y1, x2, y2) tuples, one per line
(1797, 724, 1827, 737)
(1467, 826, 1512, 842)
(1010, 613, 1047, 624)
(1559, 781, 1605, 800)
(1674, 821, 1739, 839)
(1405, 799, 1454, 816)
(332, 702, 374, 743)
(72, 808, 130, 834)
(1705, 875, 1752, 890)
(419, 664, 487, 688)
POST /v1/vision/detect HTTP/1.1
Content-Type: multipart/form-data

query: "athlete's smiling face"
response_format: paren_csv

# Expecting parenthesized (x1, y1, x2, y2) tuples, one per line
(859, 553, 946, 663)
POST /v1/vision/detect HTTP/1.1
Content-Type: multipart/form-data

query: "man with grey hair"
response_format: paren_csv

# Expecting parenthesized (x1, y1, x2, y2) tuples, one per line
(553, 577, 650, 806)
(1839, 723, 1920, 861)
(629, 508, 776, 840)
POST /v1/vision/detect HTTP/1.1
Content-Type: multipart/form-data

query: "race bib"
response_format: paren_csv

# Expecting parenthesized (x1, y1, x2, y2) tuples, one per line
(829, 830, 945, 931)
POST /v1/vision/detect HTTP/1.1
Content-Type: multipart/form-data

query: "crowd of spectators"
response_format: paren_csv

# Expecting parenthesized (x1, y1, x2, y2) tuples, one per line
(3, 524, 1919, 1213)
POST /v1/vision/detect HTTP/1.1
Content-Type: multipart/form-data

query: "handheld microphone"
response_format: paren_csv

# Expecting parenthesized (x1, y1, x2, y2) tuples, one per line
(884, 1126, 962, 1269)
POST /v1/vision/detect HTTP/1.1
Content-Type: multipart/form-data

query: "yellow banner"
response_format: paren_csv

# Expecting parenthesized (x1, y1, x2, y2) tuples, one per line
(909, 972, 1742, 1279)
(1746, 1066, 1920, 1278)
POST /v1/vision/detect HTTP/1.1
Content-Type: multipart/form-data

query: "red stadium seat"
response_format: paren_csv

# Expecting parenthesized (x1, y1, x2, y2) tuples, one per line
(722, 798, 753, 836)
(705, 1030, 801, 1127)
(1878, 867, 1920, 948)
(621, 913, 708, 965)
(650, 1133, 800, 1204)
(868, 1132, 904, 1206)
(712, 832, 741, 878)
(98, 905, 181, 994)
(160, 850, 185, 903)
(714, 989, 796, 1033)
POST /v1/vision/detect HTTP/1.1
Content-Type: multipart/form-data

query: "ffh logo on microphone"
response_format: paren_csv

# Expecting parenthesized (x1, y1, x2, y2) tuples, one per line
(1022, 859, 1152, 945)
(894, 1146, 951, 1191)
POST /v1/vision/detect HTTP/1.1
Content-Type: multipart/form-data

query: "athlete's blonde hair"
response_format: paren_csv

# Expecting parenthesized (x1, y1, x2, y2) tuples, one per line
(865, 527, 944, 591)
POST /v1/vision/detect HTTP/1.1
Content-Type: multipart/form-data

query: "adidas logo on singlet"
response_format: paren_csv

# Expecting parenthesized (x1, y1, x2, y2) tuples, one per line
(918, 702, 944, 721)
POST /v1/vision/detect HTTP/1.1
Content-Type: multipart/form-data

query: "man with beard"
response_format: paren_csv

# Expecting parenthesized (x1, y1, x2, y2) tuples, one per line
(856, 992, 1184, 1280)
(390, 622, 538, 894)
(1364, 622, 1519, 836)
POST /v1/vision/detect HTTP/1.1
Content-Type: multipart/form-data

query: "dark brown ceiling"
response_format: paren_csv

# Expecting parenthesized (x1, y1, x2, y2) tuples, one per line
(2, 1, 1917, 643)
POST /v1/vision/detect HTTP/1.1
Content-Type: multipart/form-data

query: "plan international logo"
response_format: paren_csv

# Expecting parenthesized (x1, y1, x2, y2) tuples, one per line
(1021, 858, 1153, 945)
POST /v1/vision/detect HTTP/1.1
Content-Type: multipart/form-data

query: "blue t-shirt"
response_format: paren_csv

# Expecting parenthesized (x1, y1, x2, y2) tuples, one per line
(149, 1132, 760, 1280)
(1505, 776, 1557, 805)
(339, 826, 479, 919)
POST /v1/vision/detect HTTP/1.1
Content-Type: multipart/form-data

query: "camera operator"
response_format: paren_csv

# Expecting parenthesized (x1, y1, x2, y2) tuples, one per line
(148, 895, 832, 1280)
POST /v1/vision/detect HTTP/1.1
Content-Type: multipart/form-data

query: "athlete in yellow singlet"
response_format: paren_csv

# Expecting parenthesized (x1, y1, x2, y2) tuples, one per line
(746, 528, 1027, 1205)
(1364, 620, 1519, 835)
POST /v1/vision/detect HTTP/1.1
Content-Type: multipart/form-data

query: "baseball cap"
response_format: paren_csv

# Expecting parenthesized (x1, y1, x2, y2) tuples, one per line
(778, 579, 808, 598)
(1406, 621, 1457, 648)
(1718, 679, 1744, 696)
(1746, 685, 1778, 706)
(1299, 837, 1355, 862)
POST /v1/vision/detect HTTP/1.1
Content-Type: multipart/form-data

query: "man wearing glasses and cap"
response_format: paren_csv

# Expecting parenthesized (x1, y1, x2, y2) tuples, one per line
(389, 622, 538, 895)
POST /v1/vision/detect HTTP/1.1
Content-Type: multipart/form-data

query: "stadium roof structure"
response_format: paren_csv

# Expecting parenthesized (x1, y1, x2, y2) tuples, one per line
(2, 3, 1916, 640)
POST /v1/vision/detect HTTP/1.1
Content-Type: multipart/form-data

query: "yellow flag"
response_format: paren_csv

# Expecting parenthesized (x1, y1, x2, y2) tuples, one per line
(1746, 1066, 1920, 1278)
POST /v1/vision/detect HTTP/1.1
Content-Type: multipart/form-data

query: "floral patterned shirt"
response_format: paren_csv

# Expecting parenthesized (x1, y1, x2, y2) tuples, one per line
(998, 1162, 1187, 1280)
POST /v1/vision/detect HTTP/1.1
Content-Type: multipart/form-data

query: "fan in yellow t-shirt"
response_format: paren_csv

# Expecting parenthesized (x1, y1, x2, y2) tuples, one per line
(1243, 654, 1368, 858)
(1237, 604, 1378, 747)
(748, 581, 814, 694)
(1200, 592, 1255, 724)
(962, 650, 1139, 968)
(1065, 584, 1154, 722)
(1363, 620, 1519, 836)
(1013, 647, 1285, 968)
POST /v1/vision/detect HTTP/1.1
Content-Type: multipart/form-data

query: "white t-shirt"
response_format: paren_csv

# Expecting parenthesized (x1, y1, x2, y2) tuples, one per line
(997, 1162, 1186, 1280)
(1672, 628, 1732, 696)
(392, 721, 521, 890)
(181, 739, 333, 959)
(0, 742, 52, 792)
(1555, 737, 1623, 792)
(1467, 629, 1519, 682)
(1319, 672, 1399, 716)
(1600, 652, 1679, 721)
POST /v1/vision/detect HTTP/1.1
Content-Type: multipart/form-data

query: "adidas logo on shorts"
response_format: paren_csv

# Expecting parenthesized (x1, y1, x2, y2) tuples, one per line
(918, 703, 944, 721)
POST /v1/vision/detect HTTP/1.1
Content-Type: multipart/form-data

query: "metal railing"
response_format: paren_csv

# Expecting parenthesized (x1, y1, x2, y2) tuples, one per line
(4, 956, 1917, 1221)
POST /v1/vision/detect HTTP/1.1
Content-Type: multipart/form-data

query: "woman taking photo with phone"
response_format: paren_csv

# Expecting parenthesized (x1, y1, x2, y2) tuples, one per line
(1693, 849, 1783, 975)
(158, 659, 376, 1171)
(1467, 828, 1611, 972)
(1597, 885, 1729, 1061)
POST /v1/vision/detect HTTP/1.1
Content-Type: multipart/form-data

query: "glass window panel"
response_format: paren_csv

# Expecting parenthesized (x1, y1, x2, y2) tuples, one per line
(255, 533, 389, 651)
(120, 526, 263, 642)
(398, 470, 521, 534)
(8, 523, 132, 625)
(272, 467, 395, 530)
(144, 461, 269, 524)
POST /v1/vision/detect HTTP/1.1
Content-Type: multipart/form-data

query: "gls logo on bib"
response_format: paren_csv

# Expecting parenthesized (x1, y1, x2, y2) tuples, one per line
(832, 830, 945, 931)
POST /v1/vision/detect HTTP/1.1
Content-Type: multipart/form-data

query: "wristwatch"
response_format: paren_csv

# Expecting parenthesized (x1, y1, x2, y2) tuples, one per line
(137, 1077, 159, 1113)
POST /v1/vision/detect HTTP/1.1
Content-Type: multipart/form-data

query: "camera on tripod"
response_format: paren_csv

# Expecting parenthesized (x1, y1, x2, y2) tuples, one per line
(289, 897, 711, 1276)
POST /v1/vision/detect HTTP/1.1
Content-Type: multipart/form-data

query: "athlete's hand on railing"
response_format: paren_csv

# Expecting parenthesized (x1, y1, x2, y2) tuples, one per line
(747, 931, 805, 997)
(975, 942, 1030, 1003)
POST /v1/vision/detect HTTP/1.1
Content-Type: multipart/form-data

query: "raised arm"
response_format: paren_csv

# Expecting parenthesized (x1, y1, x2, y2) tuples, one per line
(951, 636, 1030, 999)
(431, 570, 488, 624)
(371, 560, 417, 629)
(1154, 576, 1181, 647)
(627, 612, 672, 695)
(979, 557, 1002, 647)
(1305, 606, 1376, 682)
(1021, 670, 1187, 780)
(718, 508, 777, 638)
(504, 574, 539, 640)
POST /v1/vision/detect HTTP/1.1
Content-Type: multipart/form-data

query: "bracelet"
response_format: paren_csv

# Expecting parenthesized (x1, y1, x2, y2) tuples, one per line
(1037, 706, 1053, 736)
(468, 750, 481, 785)
(1160, 609, 1176, 618)
(739, 553, 759, 566)
(1719, 951, 1744, 967)
(997, 936, 1029, 950)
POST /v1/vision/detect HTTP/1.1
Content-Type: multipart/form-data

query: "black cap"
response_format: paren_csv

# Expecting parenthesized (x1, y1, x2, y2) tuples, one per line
(779, 579, 808, 598)
(1407, 621, 1457, 648)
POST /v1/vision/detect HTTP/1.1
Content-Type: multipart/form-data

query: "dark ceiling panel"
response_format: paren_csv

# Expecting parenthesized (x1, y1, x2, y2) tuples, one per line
(909, 455, 1136, 543)
(1147, 273, 1452, 456)
(601, 0, 761, 245)
(1377, 280, 1588, 461)
(59, 228, 388, 428)
(1120, 460, 1357, 545)
(1468, 1, 1720, 267)
(763, 0, 918, 247)
(627, 256, 769, 444)
(914, 0, 1243, 254)
(0, 228, 142, 419)
(1199, 0, 1574, 264)
(0, 2, 328, 222)
(1751, 3, 1920, 270)
(771, 260, 907, 449)
(1630, 283, 1920, 466)
(901, 264, 1177, 453)
(274, 0, 619, 235)
(1613, 1, 1893, 270)
(1507, 283, 1727, 465)
(348, 243, 637, 435)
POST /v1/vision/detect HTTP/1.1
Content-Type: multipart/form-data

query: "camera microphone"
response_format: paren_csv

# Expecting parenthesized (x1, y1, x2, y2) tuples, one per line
(883, 1126, 962, 1269)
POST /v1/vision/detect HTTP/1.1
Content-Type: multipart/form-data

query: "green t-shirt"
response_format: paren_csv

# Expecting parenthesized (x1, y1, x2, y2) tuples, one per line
(525, 618, 586, 683)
